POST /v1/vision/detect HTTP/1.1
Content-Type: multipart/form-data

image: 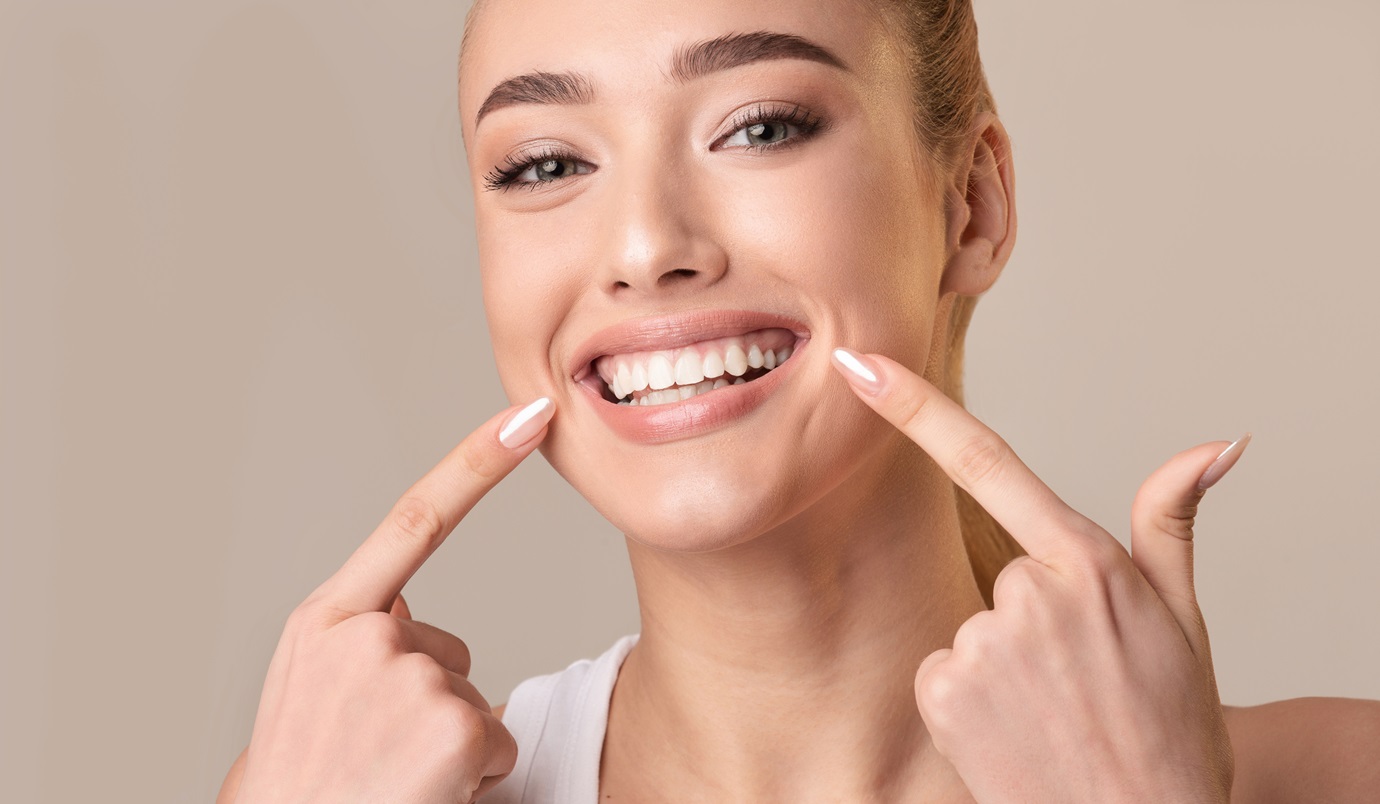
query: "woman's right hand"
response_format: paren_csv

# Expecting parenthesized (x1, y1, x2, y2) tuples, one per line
(229, 397, 556, 804)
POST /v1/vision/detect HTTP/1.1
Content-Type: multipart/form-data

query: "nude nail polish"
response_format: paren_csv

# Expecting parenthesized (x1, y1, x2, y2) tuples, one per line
(1197, 432, 1252, 490)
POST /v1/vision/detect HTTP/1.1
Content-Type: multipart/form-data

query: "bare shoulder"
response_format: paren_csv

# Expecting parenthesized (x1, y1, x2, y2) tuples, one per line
(493, 701, 506, 719)
(1223, 697, 1380, 803)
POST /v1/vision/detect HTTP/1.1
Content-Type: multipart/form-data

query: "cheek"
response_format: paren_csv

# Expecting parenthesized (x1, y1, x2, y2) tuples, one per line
(712, 128, 942, 358)
(476, 218, 581, 396)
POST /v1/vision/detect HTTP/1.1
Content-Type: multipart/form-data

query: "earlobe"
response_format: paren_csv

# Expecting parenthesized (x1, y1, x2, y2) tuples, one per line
(939, 113, 1017, 298)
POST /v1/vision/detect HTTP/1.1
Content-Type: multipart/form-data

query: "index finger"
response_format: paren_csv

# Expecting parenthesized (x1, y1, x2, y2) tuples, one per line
(308, 396, 555, 620)
(831, 348, 1091, 561)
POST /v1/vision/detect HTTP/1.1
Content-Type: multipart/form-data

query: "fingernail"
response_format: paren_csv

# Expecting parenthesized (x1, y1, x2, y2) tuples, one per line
(1197, 432, 1252, 490)
(831, 347, 884, 395)
(498, 397, 554, 449)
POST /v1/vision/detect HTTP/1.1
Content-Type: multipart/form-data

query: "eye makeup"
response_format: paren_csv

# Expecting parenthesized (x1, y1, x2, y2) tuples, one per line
(481, 102, 830, 193)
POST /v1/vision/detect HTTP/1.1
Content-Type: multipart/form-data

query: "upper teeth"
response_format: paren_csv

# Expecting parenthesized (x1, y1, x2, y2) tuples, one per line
(593, 329, 797, 402)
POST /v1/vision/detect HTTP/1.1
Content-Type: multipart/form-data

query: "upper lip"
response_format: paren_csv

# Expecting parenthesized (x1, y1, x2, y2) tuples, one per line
(569, 308, 812, 381)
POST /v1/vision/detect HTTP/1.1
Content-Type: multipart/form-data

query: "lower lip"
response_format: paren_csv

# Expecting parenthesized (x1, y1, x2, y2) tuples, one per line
(578, 338, 810, 444)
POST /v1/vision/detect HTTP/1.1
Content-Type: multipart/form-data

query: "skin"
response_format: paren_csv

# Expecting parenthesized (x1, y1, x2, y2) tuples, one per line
(462, 0, 992, 799)
(218, 0, 1380, 801)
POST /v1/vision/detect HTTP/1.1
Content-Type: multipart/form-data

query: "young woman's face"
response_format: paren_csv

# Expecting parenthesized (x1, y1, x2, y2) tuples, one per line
(460, 0, 953, 550)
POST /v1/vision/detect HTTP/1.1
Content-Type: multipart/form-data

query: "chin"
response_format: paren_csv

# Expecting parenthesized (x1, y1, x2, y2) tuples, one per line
(617, 470, 792, 553)
(539, 391, 895, 556)
(540, 436, 787, 552)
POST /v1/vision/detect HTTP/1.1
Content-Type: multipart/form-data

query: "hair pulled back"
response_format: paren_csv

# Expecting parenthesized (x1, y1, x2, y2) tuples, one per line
(880, 0, 1026, 607)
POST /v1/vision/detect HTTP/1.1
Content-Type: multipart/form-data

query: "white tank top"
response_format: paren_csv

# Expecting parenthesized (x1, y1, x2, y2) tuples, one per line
(479, 633, 640, 804)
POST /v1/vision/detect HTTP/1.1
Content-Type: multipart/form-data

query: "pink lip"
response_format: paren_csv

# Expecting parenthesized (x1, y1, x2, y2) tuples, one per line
(568, 309, 811, 382)
(567, 309, 812, 444)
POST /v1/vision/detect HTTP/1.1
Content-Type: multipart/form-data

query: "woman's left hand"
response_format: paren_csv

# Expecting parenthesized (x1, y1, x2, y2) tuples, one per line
(831, 348, 1244, 804)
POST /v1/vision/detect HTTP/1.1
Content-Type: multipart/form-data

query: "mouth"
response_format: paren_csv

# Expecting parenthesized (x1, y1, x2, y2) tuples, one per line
(588, 328, 797, 406)
(565, 309, 811, 443)
(570, 310, 810, 410)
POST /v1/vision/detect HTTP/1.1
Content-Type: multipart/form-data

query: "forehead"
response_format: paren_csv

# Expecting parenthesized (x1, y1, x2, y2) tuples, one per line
(459, 0, 897, 133)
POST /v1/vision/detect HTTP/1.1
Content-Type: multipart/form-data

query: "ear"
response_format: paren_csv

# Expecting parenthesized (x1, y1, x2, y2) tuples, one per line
(938, 113, 1017, 297)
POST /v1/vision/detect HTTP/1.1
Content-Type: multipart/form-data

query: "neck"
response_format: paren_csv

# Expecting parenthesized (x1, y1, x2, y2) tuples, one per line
(603, 437, 986, 801)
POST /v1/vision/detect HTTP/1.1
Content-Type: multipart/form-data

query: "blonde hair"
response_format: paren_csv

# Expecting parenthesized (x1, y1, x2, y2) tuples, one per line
(882, 0, 1027, 607)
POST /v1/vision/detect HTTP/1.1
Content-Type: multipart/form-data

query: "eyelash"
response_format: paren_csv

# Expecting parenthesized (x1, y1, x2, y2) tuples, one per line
(481, 103, 828, 193)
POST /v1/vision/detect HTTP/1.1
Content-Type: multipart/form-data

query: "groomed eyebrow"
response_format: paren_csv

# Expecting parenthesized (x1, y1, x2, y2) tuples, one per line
(474, 31, 847, 129)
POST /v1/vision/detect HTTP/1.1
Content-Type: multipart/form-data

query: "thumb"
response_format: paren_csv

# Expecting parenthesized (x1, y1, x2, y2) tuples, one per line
(1130, 433, 1250, 659)
(389, 591, 413, 620)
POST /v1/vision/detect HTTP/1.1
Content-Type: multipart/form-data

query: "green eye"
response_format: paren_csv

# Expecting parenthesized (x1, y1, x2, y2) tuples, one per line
(719, 104, 826, 152)
(526, 159, 580, 182)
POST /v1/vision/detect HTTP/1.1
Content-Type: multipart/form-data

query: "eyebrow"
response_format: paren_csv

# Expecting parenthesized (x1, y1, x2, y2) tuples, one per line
(474, 31, 848, 130)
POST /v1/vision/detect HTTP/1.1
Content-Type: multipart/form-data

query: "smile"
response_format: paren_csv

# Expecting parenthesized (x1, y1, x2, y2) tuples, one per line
(593, 329, 796, 406)
(569, 310, 811, 443)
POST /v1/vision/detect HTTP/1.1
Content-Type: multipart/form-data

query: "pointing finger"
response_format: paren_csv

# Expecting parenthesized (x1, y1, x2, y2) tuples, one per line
(309, 397, 555, 622)
(831, 348, 1092, 563)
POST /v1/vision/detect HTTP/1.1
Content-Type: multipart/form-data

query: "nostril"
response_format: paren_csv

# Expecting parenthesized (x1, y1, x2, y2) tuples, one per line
(658, 268, 698, 285)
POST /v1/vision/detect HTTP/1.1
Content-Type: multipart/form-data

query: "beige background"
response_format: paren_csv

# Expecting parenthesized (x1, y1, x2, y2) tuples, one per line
(2, 0, 1377, 801)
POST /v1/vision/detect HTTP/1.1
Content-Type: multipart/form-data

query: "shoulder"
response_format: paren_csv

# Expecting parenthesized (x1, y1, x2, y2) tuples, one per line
(1224, 697, 1380, 803)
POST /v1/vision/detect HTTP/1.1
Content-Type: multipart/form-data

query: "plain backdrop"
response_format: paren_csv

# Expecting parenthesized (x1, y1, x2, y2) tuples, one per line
(2, 0, 1377, 801)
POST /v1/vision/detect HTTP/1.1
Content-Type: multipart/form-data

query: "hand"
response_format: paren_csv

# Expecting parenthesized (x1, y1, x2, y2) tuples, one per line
(234, 397, 555, 804)
(831, 348, 1242, 803)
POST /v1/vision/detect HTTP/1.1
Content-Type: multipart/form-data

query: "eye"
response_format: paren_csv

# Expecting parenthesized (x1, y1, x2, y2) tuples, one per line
(515, 157, 587, 184)
(483, 149, 594, 192)
(717, 103, 826, 152)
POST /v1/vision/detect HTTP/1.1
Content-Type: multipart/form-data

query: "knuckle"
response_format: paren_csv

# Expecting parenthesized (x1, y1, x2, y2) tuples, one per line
(1156, 500, 1201, 542)
(460, 440, 503, 483)
(952, 435, 1008, 490)
(991, 557, 1041, 608)
(438, 701, 490, 760)
(353, 610, 409, 655)
(451, 637, 474, 676)
(396, 651, 450, 694)
(894, 384, 939, 433)
(390, 494, 446, 550)
(1133, 487, 1203, 543)
(434, 703, 489, 794)
(951, 610, 998, 656)
(915, 666, 964, 728)
(415, 621, 473, 676)
(1068, 539, 1135, 598)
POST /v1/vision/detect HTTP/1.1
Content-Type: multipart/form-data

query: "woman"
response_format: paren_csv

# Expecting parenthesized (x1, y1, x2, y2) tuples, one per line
(221, 0, 1380, 801)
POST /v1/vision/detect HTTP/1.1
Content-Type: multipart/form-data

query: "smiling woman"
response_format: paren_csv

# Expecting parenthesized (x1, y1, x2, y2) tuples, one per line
(211, 0, 1380, 802)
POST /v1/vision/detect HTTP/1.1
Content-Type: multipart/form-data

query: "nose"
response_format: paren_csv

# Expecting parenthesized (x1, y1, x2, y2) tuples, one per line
(595, 160, 728, 298)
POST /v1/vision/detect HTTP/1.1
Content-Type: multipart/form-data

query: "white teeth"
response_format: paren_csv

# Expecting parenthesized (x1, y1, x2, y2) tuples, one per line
(647, 354, 676, 390)
(596, 331, 800, 405)
(747, 344, 764, 369)
(724, 344, 748, 376)
(702, 350, 725, 379)
(674, 352, 704, 386)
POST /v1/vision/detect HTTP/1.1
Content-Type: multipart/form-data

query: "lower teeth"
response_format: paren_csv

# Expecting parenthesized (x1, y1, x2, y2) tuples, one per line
(617, 375, 750, 406)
